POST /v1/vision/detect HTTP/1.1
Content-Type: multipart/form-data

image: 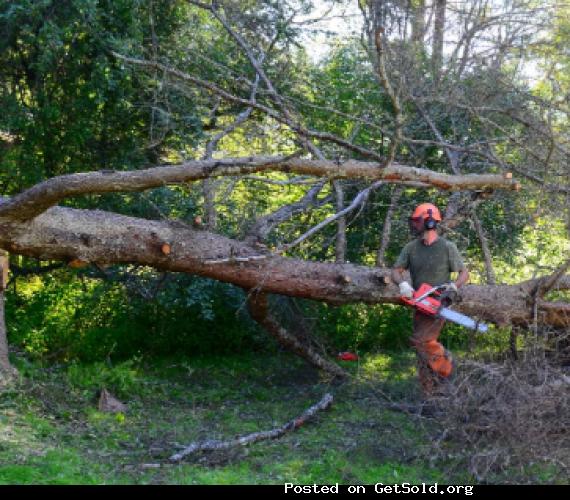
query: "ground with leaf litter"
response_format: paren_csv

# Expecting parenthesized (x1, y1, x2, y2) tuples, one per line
(0, 350, 565, 484)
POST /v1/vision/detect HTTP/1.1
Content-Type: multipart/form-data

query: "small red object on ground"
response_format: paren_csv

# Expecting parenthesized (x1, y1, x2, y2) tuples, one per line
(337, 352, 359, 361)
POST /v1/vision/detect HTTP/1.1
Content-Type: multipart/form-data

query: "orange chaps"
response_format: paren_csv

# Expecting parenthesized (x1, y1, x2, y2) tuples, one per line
(411, 311, 453, 394)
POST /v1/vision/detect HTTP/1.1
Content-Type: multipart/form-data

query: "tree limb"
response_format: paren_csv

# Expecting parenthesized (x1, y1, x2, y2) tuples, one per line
(169, 392, 334, 462)
(244, 181, 328, 246)
(374, 28, 403, 166)
(0, 158, 520, 221)
(112, 52, 384, 160)
(247, 292, 346, 379)
(276, 181, 383, 253)
(471, 209, 497, 285)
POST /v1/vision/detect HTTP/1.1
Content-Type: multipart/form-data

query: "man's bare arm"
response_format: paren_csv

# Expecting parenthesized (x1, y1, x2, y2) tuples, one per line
(455, 268, 470, 288)
(391, 267, 406, 285)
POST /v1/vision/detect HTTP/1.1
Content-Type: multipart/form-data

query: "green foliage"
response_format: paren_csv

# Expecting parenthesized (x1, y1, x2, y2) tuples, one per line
(493, 217, 570, 284)
(0, 449, 103, 485)
(313, 302, 413, 353)
(0, 0, 198, 193)
(66, 358, 141, 398)
(5, 269, 267, 362)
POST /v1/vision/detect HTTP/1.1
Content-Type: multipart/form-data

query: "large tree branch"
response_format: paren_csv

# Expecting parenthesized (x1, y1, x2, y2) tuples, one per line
(0, 158, 520, 222)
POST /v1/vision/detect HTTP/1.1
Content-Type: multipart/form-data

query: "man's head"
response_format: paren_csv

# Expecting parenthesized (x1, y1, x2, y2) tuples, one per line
(409, 203, 442, 236)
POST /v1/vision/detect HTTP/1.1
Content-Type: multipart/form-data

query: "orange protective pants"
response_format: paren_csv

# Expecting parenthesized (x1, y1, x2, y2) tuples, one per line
(411, 311, 453, 394)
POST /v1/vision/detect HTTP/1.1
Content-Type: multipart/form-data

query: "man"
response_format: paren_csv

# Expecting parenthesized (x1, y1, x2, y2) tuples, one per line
(391, 203, 469, 395)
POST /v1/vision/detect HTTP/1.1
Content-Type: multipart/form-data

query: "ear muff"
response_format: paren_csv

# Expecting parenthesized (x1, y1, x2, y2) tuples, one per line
(424, 208, 437, 230)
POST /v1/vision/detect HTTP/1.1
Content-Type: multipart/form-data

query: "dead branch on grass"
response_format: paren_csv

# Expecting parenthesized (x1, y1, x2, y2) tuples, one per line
(169, 393, 333, 462)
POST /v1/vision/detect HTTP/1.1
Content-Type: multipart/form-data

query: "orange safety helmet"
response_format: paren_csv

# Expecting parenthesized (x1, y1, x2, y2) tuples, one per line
(411, 203, 442, 222)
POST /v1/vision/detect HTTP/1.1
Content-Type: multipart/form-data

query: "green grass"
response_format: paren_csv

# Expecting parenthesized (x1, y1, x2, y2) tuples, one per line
(0, 351, 565, 484)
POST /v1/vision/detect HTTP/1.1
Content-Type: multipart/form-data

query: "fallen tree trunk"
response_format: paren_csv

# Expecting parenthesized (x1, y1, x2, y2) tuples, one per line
(0, 204, 567, 328)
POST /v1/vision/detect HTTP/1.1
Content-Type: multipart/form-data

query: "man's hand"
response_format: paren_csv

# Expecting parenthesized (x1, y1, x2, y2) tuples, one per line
(443, 282, 458, 293)
(399, 281, 415, 299)
(440, 282, 459, 306)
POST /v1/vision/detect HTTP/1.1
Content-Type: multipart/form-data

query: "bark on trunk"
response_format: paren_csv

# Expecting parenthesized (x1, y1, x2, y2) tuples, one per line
(0, 251, 14, 380)
(333, 181, 347, 263)
(202, 178, 217, 231)
(472, 211, 496, 285)
(0, 291, 14, 380)
(0, 251, 17, 382)
(376, 186, 402, 267)
(432, 0, 447, 79)
(411, 0, 426, 45)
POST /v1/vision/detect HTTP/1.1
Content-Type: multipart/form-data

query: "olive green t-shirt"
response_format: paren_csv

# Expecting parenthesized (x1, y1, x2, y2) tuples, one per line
(394, 237, 465, 290)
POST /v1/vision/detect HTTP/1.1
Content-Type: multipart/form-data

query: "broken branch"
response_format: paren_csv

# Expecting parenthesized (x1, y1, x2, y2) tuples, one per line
(169, 392, 334, 462)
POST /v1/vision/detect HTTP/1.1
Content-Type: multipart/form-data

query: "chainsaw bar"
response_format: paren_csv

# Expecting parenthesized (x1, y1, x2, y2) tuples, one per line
(401, 283, 489, 333)
(438, 307, 488, 333)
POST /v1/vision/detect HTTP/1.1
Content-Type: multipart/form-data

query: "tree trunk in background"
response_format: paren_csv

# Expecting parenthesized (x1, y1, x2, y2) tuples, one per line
(333, 181, 347, 263)
(0, 292, 12, 377)
(432, 0, 447, 79)
(0, 251, 15, 381)
(0, 293, 16, 382)
(472, 211, 497, 285)
(202, 178, 217, 230)
(376, 186, 402, 267)
(411, 0, 426, 44)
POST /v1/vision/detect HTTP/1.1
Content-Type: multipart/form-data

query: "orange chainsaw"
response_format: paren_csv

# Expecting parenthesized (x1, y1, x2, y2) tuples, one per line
(401, 283, 488, 333)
